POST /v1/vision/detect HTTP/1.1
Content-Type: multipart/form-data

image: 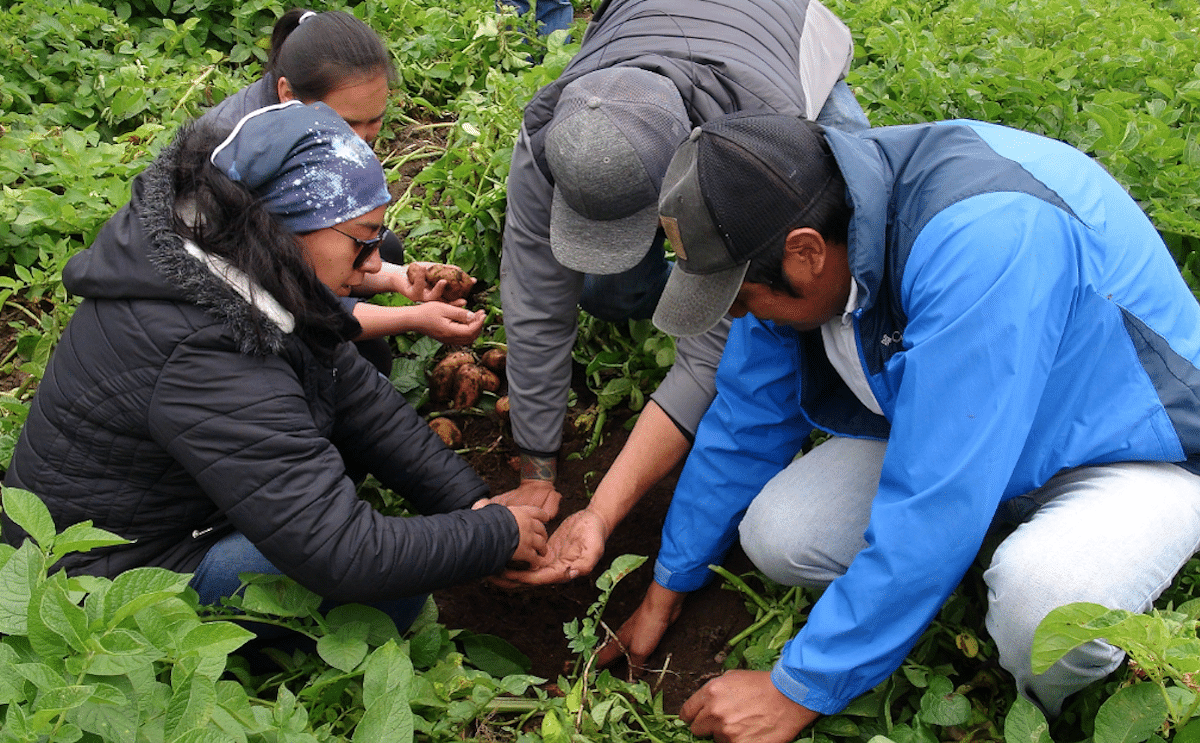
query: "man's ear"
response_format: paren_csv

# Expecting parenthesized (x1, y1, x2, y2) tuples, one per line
(784, 228, 828, 277)
(277, 76, 296, 103)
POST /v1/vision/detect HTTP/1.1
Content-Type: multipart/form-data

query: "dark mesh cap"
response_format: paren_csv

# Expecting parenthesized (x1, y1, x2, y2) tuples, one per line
(545, 68, 690, 274)
(653, 112, 839, 337)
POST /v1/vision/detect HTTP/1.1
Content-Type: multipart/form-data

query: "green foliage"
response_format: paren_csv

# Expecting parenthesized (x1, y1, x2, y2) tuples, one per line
(828, 0, 1200, 246)
(1030, 601, 1200, 743)
(0, 485, 423, 742)
(711, 563, 1008, 743)
(3, 0, 1200, 739)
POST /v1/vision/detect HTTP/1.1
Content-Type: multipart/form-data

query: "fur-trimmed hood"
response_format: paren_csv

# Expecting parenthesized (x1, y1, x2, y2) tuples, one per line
(63, 127, 356, 356)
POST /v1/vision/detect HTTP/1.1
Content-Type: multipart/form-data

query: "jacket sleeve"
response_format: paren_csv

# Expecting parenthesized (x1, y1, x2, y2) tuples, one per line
(147, 327, 518, 602)
(654, 316, 813, 591)
(499, 125, 584, 457)
(772, 194, 1077, 713)
(649, 317, 729, 439)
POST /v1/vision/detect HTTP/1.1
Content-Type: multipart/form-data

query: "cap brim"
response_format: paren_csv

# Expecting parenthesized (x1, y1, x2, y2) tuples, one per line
(652, 261, 749, 337)
(550, 188, 661, 275)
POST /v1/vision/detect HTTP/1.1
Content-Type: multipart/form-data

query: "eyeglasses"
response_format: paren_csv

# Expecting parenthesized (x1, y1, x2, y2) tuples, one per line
(331, 225, 391, 268)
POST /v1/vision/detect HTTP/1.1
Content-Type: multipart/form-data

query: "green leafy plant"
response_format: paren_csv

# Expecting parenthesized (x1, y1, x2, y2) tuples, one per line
(1027, 601, 1200, 743)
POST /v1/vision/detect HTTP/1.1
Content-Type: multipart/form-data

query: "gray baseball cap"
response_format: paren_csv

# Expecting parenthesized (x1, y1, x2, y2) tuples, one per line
(653, 112, 840, 337)
(545, 67, 690, 275)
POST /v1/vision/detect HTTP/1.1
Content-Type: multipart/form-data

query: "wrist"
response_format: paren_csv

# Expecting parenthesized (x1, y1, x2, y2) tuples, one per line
(519, 453, 557, 483)
(645, 581, 686, 614)
(581, 506, 616, 539)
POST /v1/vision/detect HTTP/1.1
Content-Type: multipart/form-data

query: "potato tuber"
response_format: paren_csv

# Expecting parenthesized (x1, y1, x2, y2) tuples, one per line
(480, 348, 507, 375)
(428, 417, 462, 448)
(452, 364, 486, 409)
(409, 263, 475, 302)
(478, 368, 500, 393)
(429, 350, 476, 401)
(494, 395, 510, 422)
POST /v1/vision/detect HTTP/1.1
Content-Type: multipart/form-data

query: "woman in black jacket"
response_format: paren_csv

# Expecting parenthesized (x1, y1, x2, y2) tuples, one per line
(3, 101, 551, 631)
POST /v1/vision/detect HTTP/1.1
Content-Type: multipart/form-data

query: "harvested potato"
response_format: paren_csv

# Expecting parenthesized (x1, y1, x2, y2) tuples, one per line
(480, 348, 507, 375)
(478, 368, 500, 393)
(453, 364, 486, 409)
(495, 395, 510, 422)
(409, 263, 475, 302)
(428, 417, 462, 448)
(429, 350, 476, 401)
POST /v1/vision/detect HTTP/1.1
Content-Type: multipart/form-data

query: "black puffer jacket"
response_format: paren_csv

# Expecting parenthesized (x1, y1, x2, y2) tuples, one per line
(4, 129, 518, 601)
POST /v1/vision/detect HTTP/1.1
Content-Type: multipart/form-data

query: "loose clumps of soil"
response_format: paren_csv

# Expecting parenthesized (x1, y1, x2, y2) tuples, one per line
(433, 397, 756, 710)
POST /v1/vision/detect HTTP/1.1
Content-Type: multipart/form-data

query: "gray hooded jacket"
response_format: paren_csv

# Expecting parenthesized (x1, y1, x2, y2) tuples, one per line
(499, 0, 854, 456)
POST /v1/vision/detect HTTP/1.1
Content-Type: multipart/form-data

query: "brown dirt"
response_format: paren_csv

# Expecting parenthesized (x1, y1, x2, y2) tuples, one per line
(428, 382, 757, 711)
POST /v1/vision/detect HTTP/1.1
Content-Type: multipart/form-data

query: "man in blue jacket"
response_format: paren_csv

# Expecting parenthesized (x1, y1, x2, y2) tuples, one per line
(600, 111, 1200, 743)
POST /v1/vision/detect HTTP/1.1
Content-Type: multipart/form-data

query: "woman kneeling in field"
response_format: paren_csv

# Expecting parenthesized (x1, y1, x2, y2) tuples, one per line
(2, 102, 551, 632)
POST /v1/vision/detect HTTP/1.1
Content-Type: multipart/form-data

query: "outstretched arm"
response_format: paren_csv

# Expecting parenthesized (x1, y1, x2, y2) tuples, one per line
(501, 401, 690, 584)
(352, 301, 485, 344)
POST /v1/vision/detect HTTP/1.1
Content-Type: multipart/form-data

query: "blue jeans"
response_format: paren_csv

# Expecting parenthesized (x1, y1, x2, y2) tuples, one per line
(578, 81, 868, 323)
(190, 531, 427, 637)
(738, 437, 1200, 716)
(580, 239, 673, 321)
(498, 0, 573, 35)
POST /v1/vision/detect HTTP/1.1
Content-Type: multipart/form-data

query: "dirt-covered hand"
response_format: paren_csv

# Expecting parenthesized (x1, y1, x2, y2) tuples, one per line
(409, 302, 485, 345)
(679, 670, 818, 743)
(486, 480, 562, 520)
(498, 507, 609, 586)
(596, 582, 685, 672)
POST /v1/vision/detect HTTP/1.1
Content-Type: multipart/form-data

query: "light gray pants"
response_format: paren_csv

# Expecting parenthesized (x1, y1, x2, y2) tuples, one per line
(738, 437, 1200, 715)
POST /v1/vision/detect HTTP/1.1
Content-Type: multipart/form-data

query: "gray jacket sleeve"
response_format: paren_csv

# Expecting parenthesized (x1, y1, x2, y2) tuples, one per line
(649, 316, 730, 438)
(500, 125, 585, 456)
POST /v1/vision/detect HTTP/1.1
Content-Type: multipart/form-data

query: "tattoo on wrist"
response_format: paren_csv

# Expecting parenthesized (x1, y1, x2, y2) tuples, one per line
(520, 454, 556, 482)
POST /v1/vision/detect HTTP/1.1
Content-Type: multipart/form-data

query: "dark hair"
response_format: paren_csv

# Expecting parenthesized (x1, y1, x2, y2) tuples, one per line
(742, 124, 852, 291)
(267, 9, 397, 101)
(171, 124, 354, 356)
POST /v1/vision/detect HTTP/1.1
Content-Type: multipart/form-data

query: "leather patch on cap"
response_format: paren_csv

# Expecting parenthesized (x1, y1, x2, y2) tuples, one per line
(660, 216, 687, 261)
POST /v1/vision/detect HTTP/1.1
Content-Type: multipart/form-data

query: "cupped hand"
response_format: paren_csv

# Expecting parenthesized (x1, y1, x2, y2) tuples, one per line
(595, 582, 686, 672)
(498, 507, 610, 586)
(410, 302, 485, 345)
(679, 670, 818, 743)
(505, 504, 550, 567)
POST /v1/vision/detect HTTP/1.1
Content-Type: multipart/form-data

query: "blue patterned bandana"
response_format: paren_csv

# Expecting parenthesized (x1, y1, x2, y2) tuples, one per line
(209, 100, 390, 233)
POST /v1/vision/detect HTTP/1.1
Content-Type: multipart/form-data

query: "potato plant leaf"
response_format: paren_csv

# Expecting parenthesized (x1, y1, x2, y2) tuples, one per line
(1094, 682, 1169, 743)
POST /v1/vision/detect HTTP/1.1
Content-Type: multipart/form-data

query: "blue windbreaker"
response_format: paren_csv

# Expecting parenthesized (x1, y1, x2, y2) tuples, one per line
(654, 120, 1200, 713)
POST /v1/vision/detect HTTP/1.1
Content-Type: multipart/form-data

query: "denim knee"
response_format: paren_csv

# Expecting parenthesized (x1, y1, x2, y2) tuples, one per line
(579, 242, 671, 321)
(984, 549, 1125, 716)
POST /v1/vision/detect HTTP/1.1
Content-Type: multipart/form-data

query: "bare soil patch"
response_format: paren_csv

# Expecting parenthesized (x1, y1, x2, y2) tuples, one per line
(430, 382, 756, 711)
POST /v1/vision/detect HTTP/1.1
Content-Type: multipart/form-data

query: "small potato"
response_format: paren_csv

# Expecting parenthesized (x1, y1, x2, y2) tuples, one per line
(453, 364, 486, 409)
(478, 368, 500, 393)
(480, 348, 507, 375)
(427, 264, 474, 301)
(494, 395, 510, 422)
(428, 417, 462, 448)
(429, 350, 477, 401)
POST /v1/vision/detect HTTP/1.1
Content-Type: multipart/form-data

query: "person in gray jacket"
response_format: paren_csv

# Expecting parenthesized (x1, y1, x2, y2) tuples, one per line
(3, 103, 549, 632)
(498, 0, 869, 584)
